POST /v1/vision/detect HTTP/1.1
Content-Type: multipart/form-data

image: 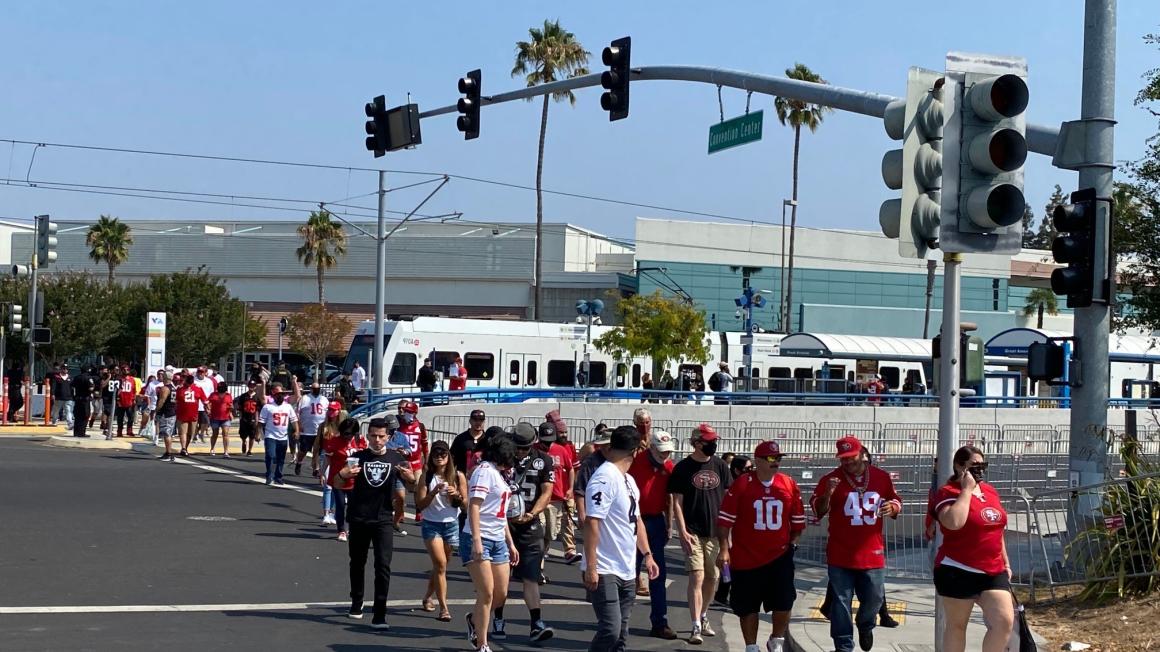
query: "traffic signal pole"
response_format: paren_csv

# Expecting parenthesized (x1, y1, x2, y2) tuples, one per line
(373, 170, 387, 397)
(1070, 0, 1116, 495)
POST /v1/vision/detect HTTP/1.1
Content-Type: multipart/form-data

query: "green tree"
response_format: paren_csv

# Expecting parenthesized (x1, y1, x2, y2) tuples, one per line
(38, 272, 131, 362)
(286, 304, 354, 382)
(1028, 184, 1067, 250)
(593, 291, 710, 378)
(1019, 203, 1037, 248)
(512, 19, 590, 320)
(774, 63, 831, 332)
(1022, 287, 1059, 329)
(295, 210, 347, 305)
(86, 215, 133, 284)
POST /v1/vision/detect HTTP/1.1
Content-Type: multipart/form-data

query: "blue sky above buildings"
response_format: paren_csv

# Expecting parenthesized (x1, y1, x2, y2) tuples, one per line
(0, 1, 1155, 243)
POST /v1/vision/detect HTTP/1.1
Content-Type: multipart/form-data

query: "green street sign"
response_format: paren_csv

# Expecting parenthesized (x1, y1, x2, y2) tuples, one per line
(708, 110, 763, 154)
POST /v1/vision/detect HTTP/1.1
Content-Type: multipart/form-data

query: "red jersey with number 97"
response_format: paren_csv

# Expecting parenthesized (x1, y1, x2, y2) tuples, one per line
(810, 465, 901, 569)
(717, 472, 806, 570)
(175, 384, 207, 423)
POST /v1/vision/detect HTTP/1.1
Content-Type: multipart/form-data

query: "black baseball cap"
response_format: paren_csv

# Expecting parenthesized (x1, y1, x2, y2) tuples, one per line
(537, 421, 558, 443)
(430, 440, 450, 454)
(470, 409, 486, 420)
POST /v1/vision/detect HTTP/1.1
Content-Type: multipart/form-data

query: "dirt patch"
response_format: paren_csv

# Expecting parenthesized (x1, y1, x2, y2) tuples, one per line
(1024, 593, 1160, 651)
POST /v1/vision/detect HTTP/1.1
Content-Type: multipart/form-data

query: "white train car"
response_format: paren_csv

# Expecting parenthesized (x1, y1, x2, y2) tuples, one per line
(341, 318, 928, 394)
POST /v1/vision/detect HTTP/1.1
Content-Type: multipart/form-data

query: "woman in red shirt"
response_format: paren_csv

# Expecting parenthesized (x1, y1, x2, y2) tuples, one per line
(930, 445, 1013, 652)
(207, 382, 233, 457)
(326, 417, 366, 542)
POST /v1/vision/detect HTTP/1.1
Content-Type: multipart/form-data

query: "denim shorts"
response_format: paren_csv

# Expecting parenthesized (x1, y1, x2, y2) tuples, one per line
(459, 530, 509, 565)
(421, 519, 460, 546)
(210, 419, 230, 429)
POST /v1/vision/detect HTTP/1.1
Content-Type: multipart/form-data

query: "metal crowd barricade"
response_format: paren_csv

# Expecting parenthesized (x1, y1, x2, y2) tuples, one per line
(430, 414, 515, 440)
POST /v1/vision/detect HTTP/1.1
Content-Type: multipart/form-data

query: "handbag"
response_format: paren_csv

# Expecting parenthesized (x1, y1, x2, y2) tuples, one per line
(1007, 590, 1037, 652)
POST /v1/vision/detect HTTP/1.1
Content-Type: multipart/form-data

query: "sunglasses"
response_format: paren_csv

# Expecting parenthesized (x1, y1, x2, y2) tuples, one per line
(432, 450, 449, 458)
(762, 456, 783, 464)
(968, 462, 989, 471)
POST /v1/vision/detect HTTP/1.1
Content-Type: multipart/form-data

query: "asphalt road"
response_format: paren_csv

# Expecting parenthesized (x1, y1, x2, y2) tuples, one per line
(0, 438, 733, 651)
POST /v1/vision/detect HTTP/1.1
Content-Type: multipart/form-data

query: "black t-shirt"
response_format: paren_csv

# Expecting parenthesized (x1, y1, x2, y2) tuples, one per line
(101, 379, 117, 404)
(346, 448, 407, 525)
(71, 374, 94, 400)
(233, 393, 259, 424)
(572, 450, 607, 498)
(451, 429, 483, 477)
(668, 455, 732, 538)
(508, 448, 555, 525)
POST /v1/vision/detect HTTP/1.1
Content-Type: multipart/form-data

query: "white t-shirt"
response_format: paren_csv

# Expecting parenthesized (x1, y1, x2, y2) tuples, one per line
(464, 462, 509, 542)
(296, 394, 329, 436)
(421, 474, 460, 523)
(193, 376, 215, 412)
(351, 365, 366, 390)
(581, 463, 641, 582)
(144, 379, 161, 410)
(258, 402, 297, 441)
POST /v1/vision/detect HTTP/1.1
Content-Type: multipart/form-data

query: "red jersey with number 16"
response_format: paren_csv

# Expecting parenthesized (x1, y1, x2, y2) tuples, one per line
(810, 465, 901, 570)
(717, 472, 806, 570)
(175, 384, 207, 423)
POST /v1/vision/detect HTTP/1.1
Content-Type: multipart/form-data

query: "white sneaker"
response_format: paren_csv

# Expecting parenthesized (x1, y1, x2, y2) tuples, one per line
(767, 636, 785, 652)
(746, 645, 761, 652)
(700, 615, 716, 637)
(322, 513, 336, 526)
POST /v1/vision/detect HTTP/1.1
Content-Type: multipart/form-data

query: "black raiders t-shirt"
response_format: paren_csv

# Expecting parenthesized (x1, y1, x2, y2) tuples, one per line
(346, 448, 407, 525)
(508, 448, 555, 526)
(667, 456, 732, 538)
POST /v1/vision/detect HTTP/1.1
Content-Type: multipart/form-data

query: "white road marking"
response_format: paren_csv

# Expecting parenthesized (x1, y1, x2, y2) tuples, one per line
(172, 458, 324, 498)
(1, 598, 591, 615)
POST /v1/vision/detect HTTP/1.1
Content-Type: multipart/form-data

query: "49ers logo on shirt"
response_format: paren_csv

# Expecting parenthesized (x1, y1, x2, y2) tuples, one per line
(692, 470, 721, 490)
(981, 507, 1003, 523)
(363, 460, 391, 487)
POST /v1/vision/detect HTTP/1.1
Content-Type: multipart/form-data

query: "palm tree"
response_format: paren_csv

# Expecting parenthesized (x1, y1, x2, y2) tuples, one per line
(774, 63, 832, 332)
(512, 19, 590, 320)
(295, 210, 347, 304)
(86, 215, 133, 284)
(1023, 288, 1059, 329)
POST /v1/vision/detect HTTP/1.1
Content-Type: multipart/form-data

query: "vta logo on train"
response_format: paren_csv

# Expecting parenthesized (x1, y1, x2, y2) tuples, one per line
(402, 337, 420, 347)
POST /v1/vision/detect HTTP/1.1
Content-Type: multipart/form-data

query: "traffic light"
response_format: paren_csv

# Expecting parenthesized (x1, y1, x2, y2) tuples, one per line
(8, 303, 22, 334)
(600, 37, 631, 121)
(364, 95, 388, 158)
(879, 67, 944, 258)
(456, 69, 481, 140)
(35, 214, 57, 266)
(1028, 340, 1066, 383)
(1050, 188, 1098, 308)
(940, 53, 1028, 254)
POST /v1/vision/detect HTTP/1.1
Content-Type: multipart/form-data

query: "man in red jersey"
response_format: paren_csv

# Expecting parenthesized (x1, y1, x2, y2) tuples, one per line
(810, 436, 901, 652)
(394, 400, 427, 533)
(174, 373, 208, 457)
(717, 441, 804, 652)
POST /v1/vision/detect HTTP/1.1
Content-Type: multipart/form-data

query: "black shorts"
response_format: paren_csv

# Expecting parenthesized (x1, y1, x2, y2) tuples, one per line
(934, 564, 1011, 599)
(102, 401, 115, 417)
(299, 434, 317, 453)
(237, 421, 256, 440)
(509, 520, 544, 583)
(730, 548, 797, 616)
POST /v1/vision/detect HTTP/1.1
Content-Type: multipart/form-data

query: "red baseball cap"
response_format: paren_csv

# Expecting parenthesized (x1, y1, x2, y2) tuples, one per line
(399, 400, 419, 414)
(693, 423, 718, 442)
(754, 440, 783, 458)
(327, 400, 343, 415)
(836, 436, 863, 459)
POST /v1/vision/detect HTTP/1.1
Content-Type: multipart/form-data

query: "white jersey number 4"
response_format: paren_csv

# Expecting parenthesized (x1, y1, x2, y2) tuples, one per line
(843, 490, 881, 526)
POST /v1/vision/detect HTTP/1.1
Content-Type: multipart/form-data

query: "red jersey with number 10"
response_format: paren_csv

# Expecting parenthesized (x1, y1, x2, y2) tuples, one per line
(810, 465, 901, 569)
(175, 384, 207, 423)
(717, 472, 806, 570)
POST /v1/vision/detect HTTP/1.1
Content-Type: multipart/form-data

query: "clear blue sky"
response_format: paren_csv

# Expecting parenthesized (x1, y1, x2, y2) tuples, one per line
(0, 1, 1155, 243)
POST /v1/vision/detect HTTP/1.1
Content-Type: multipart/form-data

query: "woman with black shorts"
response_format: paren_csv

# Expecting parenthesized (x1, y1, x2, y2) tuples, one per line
(930, 445, 1013, 652)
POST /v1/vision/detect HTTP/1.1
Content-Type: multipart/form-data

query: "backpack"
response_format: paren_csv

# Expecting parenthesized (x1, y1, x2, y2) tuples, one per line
(708, 372, 722, 392)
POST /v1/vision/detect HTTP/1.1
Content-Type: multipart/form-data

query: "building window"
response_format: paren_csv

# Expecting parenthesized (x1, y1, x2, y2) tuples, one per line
(388, 353, 417, 385)
(464, 352, 494, 380)
(547, 360, 576, 387)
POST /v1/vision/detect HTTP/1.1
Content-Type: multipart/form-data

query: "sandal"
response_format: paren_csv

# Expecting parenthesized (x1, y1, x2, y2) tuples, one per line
(437, 609, 452, 622)
(421, 597, 436, 612)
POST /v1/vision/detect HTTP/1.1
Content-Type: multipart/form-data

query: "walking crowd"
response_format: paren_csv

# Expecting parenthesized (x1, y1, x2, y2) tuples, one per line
(82, 366, 1014, 652)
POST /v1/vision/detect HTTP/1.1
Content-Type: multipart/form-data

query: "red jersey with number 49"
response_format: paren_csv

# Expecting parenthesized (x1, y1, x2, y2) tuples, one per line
(931, 481, 1008, 575)
(175, 385, 207, 423)
(810, 465, 901, 570)
(399, 420, 428, 471)
(717, 472, 806, 570)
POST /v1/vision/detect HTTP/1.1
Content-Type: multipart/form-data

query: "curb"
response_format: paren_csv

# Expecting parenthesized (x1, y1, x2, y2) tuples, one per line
(45, 435, 134, 450)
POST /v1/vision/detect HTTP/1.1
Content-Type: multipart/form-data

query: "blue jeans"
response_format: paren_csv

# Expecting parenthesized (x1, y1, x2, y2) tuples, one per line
(322, 482, 333, 512)
(827, 566, 885, 652)
(636, 514, 669, 629)
(264, 438, 288, 483)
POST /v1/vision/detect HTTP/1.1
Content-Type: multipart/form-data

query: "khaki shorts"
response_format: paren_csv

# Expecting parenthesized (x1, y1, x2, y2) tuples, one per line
(686, 532, 721, 582)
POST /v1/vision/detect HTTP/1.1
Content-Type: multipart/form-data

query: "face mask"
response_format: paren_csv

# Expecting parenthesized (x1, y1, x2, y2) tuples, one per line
(400, 413, 414, 425)
(701, 441, 718, 456)
(311, 389, 320, 396)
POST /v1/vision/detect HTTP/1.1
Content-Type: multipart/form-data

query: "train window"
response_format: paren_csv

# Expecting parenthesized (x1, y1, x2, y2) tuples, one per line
(388, 353, 417, 385)
(793, 368, 812, 379)
(631, 364, 641, 387)
(526, 360, 538, 386)
(509, 360, 520, 386)
(879, 366, 901, 389)
(464, 353, 494, 380)
(770, 367, 791, 378)
(588, 362, 608, 387)
(432, 351, 460, 374)
(615, 363, 627, 388)
(547, 360, 576, 387)
(905, 369, 922, 385)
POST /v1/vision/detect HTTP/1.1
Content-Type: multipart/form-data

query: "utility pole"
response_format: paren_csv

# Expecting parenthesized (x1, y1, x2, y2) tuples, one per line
(27, 220, 40, 394)
(373, 170, 387, 397)
(1068, 0, 1115, 492)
